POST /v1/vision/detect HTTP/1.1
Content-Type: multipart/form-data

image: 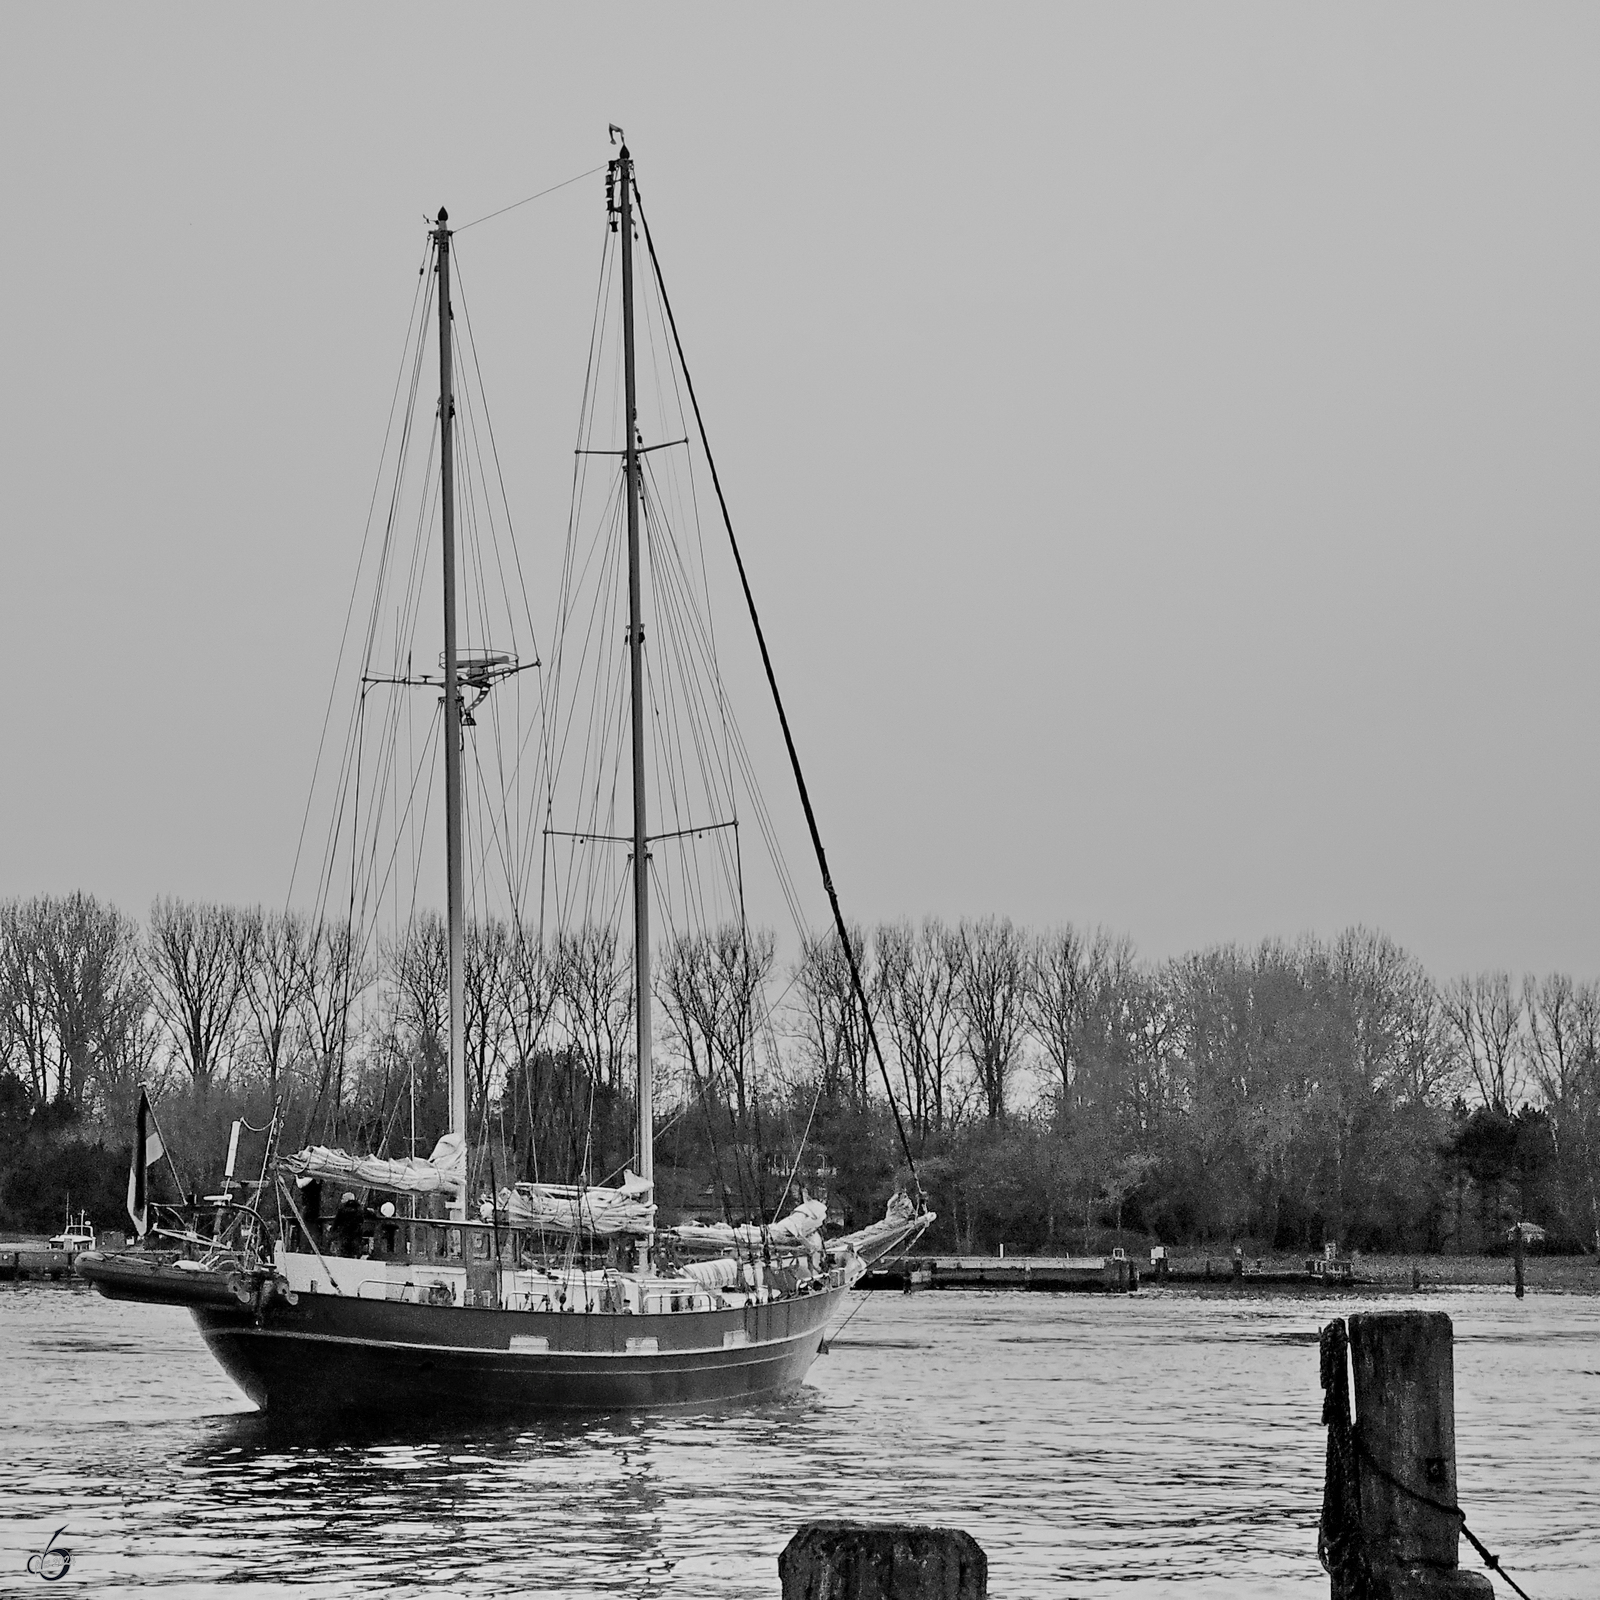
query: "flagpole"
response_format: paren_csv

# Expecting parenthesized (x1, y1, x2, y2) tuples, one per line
(141, 1086, 189, 1204)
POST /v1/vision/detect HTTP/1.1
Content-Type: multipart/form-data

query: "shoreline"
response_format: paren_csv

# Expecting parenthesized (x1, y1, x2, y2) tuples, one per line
(1165, 1248, 1600, 1293)
(865, 1248, 1600, 1295)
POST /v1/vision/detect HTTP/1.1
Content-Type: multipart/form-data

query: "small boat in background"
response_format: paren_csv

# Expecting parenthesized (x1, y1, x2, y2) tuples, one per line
(48, 1212, 97, 1259)
(2, 1213, 99, 1282)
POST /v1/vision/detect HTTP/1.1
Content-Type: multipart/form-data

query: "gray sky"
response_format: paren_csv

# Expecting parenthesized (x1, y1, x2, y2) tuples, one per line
(2, 4, 1597, 980)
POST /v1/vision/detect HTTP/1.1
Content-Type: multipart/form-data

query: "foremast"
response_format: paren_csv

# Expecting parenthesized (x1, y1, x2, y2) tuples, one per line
(434, 208, 468, 1222)
(616, 145, 654, 1228)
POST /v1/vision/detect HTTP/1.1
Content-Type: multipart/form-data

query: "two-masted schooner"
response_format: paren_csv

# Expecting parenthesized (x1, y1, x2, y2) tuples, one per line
(79, 141, 931, 1415)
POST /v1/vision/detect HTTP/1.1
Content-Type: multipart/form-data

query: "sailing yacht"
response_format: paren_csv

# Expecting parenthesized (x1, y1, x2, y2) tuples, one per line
(79, 142, 932, 1415)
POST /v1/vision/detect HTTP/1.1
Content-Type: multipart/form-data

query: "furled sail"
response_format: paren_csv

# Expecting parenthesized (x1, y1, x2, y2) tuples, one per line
(827, 1191, 933, 1266)
(680, 1257, 741, 1290)
(281, 1132, 466, 1196)
(664, 1198, 827, 1257)
(498, 1171, 655, 1236)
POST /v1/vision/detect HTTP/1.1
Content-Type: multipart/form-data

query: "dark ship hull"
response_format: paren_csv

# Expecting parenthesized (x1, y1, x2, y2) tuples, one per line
(81, 1250, 843, 1415)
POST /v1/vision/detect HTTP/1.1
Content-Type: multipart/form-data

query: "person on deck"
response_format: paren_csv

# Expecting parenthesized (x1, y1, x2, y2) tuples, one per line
(332, 1192, 365, 1257)
(296, 1176, 323, 1252)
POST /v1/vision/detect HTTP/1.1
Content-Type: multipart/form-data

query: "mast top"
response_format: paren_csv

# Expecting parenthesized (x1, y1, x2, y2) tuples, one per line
(435, 207, 449, 230)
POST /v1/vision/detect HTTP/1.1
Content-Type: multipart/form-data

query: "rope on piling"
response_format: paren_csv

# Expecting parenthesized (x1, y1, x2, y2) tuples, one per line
(1318, 1319, 1371, 1598)
(1351, 1441, 1534, 1600)
(1317, 1319, 1535, 1600)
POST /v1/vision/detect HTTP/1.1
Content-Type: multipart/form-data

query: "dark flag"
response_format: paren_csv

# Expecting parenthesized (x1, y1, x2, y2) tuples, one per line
(126, 1090, 165, 1237)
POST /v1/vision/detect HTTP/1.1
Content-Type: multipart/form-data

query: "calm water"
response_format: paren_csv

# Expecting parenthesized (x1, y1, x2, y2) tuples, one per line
(1, 1281, 1595, 1597)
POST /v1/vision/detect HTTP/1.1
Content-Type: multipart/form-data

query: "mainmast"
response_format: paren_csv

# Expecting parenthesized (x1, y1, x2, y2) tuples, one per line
(435, 208, 468, 1222)
(617, 147, 654, 1204)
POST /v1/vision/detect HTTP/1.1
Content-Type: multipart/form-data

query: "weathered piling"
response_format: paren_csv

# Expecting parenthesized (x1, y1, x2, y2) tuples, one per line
(779, 1522, 986, 1600)
(1321, 1311, 1492, 1598)
(1512, 1227, 1525, 1299)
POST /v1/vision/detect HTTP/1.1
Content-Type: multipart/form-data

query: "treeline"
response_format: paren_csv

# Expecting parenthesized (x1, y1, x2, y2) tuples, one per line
(2, 893, 1597, 1254)
(831, 921, 1599, 1255)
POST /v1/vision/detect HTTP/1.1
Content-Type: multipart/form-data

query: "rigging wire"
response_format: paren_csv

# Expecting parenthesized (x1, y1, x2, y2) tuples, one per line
(290, 232, 435, 913)
(633, 182, 925, 1205)
(538, 176, 854, 1228)
(452, 164, 608, 233)
(296, 164, 917, 1254)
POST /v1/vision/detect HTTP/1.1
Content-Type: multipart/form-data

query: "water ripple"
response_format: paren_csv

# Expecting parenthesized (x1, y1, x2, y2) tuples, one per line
(0, 1281, 1595, 1595)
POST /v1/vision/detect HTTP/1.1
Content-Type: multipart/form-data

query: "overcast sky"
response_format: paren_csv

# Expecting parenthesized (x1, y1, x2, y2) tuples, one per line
(2, 4, 1597, 980)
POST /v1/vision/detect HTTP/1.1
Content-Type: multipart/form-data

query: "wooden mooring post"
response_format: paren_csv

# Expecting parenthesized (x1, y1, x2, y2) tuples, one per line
(779, 1522, 986, 1600)
(1320, 1311, 1492, 1598)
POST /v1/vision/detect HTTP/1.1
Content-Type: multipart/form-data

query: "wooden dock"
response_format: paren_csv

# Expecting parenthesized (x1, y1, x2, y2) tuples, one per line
(861, 1253, 1367, 1292)
(0, 1246, 72, 1282)
(862, 1255, 1139, 1291)
(1159, 1259, 1361, 1288)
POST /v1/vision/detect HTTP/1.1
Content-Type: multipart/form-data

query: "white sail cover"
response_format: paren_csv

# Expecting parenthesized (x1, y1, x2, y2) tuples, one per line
(282, 1131, 466, 1196)
(499, 1170, 655, 1236)
(665, 1198, 827, 1255)
(680, 1256, 742, 1289)
(829, 1191, 932, 1264)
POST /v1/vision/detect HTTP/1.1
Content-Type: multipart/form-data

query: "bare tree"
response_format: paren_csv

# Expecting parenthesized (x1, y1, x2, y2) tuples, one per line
(0, 898, 55, 1105)
(299, 919, 363, 1121)
(387, 913, 447, 1071)
(555, 922, 632, 1088)
(91, 999, 165, 1129)
(659, 932, 715, 1094)
(956, 917, 1027, 1123)
(1024, 925, 1144, 1124)
(0, 894, 151, 1118)
(876, 918, 964, 1140)
(39, 893, 142, 1107)
(1122, 966, 1177, 1142)
(237, 907, 309, 1093)
(1566, 983, 1600, 1250)
(501, 928, 558, 1082)
(144, 899, 247, 1092)
(464, 918, 514, 1121)
(1442, 972, 1524, 1113)
(1025, 924, 1092, 1111)
(709, 925, 775, 1121)
(657, 924, 775, 1120)
(1072, 934, 1140, 1124)
(791, 925, 871, 1108)
(1524, 973, 1584, 1131)
(1388, 964, 1456, 1106)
